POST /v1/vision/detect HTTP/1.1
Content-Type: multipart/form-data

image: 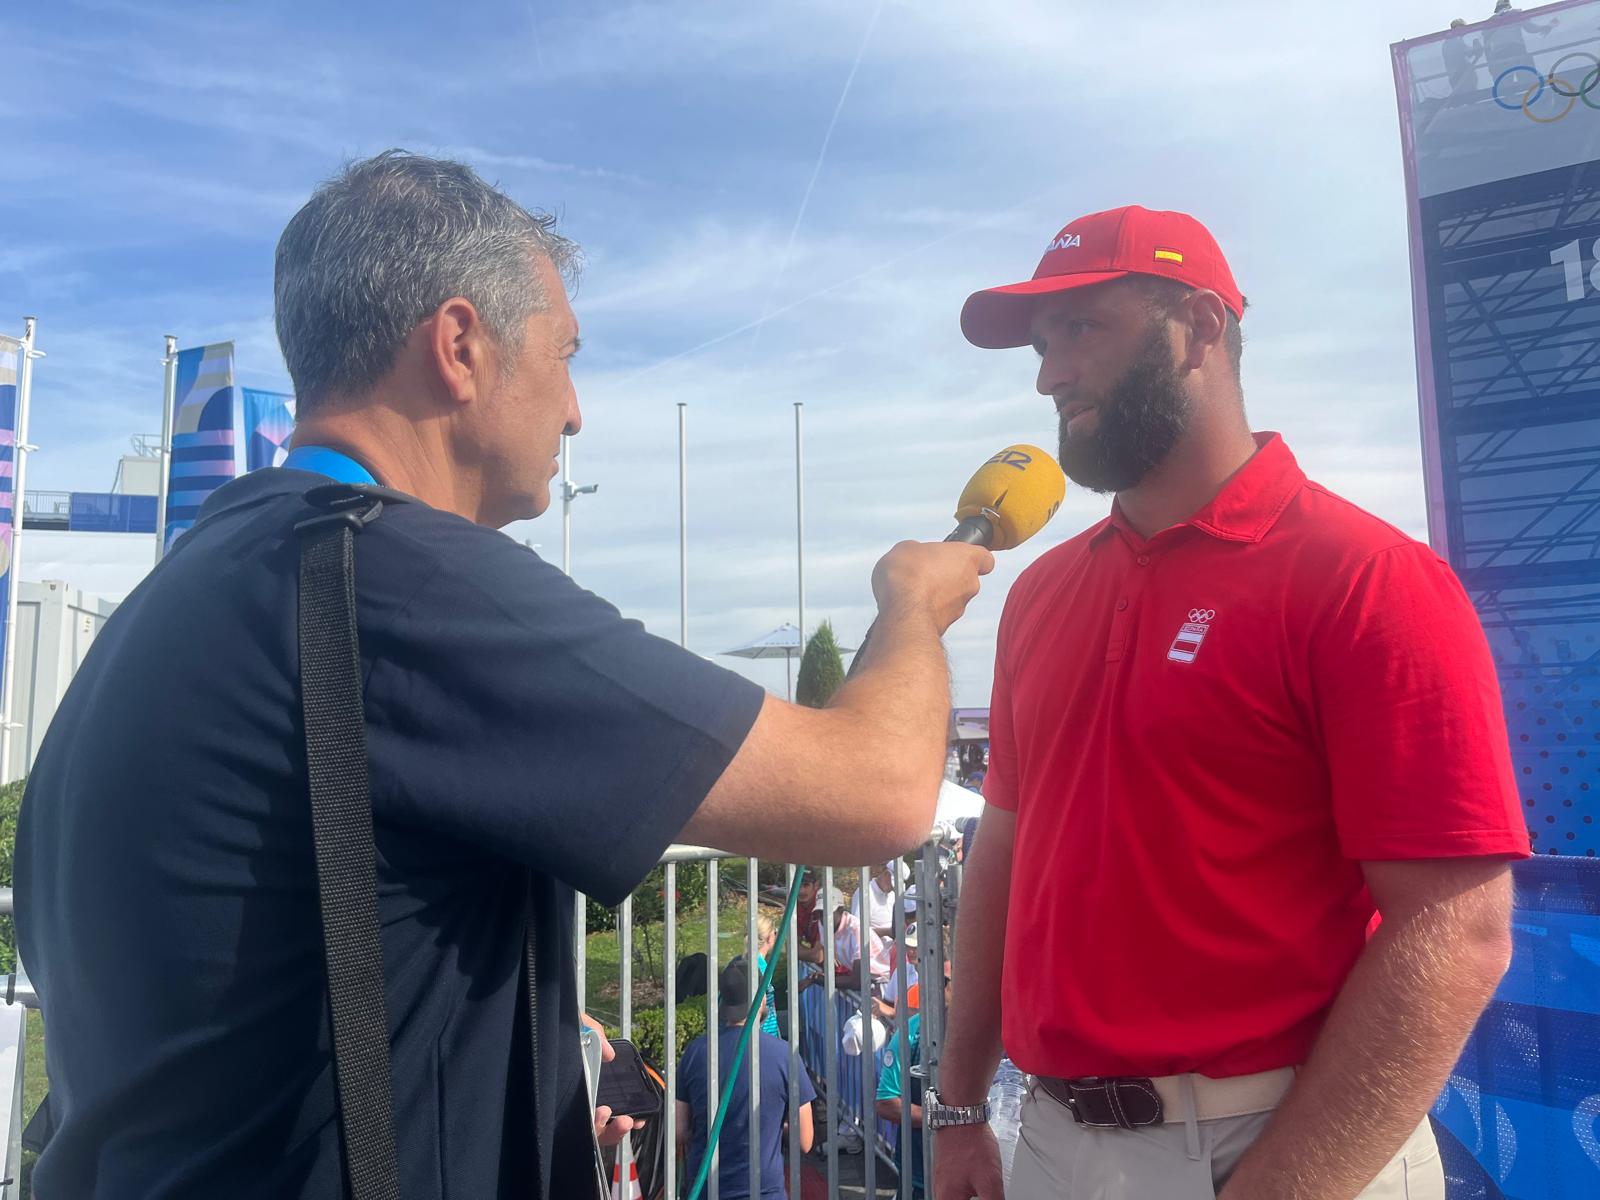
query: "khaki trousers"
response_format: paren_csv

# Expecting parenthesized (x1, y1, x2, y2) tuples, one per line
(1008, 1078, 1444, 1199)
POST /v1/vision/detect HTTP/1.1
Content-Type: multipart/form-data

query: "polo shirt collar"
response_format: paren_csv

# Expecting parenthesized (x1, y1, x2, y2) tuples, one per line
(1091, 432, 1304, 548)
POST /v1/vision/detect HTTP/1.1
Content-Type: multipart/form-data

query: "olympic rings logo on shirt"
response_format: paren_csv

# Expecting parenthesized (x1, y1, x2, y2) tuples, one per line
(1492, 56, 1600, 123)
(1187, 608, 1215, 622)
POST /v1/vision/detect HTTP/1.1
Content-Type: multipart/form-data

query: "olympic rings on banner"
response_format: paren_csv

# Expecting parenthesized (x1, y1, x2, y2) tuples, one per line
(1187, 609, 1215, 622)
(1492, 55, 1600, 122)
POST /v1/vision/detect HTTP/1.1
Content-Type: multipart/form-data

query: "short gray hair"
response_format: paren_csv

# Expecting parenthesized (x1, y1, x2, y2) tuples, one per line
(274, 149, 582, 412)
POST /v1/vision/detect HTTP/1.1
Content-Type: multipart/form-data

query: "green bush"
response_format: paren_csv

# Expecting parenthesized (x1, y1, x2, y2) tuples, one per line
(0, 778, 25, 974)
(628, 1000, 708, 1071)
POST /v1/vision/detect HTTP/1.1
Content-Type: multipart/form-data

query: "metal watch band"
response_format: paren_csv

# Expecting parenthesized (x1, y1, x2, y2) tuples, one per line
(923, 1088, 992, 1128)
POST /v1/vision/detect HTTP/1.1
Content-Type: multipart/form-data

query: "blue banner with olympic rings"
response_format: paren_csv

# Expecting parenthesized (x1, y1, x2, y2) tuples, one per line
(1396, 4, 1600, 1197)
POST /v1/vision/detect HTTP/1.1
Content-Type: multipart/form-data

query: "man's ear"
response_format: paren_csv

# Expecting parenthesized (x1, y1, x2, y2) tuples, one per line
(1180, 290, 1229, 372)
(426, 296, 494, 406)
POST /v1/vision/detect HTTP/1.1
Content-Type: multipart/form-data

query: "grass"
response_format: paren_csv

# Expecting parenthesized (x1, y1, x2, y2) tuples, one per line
(584, 902, 755, 1032)
(16, 1012, 45, 1199)
(23, 1014, 43, 1123)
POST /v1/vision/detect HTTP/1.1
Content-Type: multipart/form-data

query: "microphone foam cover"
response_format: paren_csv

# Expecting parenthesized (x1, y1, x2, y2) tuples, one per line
(953, 445, 1066, 551)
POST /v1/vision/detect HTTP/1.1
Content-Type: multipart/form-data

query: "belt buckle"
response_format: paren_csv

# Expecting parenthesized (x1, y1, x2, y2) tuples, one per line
(1066, 1076, 1162, 1130)
(1064, 1078, 1119, 1129)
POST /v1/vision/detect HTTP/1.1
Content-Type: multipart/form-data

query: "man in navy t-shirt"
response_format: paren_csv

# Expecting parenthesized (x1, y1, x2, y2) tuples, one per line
(15, 151, 991, 1198)
(677, 962, 816, 1199)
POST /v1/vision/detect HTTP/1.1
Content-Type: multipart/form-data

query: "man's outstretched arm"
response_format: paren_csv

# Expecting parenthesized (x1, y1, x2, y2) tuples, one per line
(684, 539, 992, 865)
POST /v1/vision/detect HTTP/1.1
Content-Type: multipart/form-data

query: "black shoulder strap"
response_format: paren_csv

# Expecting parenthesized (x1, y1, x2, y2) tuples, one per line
(295, 483, 566, 1200)
(295, 485, 400, 1200)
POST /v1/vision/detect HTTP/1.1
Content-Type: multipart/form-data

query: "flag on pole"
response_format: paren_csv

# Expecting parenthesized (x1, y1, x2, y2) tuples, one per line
(0, 336, 18, 678)
(163, 342, 236, 553)
(242, 388, 295, 471)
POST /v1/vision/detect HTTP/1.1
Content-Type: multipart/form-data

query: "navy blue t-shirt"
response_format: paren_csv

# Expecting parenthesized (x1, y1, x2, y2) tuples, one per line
(677, 1024, 817, 1200)
(15, 468, 763, 1198)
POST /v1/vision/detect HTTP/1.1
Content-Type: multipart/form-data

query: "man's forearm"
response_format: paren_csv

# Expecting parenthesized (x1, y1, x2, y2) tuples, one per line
(685, 608, 951, 864)
(938, 807, 1014, 1104)
(833, 601, 952, 781)
(1220, 882, 1511, 1199)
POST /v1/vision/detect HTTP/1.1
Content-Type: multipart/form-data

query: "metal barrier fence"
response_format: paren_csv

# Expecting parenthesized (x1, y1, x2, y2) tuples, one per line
(0, 836, 963, 1200)
(585, 830, 961, 1200)
(0, 887, 34, 1200)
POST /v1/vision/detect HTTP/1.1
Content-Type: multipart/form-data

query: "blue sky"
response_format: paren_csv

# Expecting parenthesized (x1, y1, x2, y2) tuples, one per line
(4, 0, 1485, 703)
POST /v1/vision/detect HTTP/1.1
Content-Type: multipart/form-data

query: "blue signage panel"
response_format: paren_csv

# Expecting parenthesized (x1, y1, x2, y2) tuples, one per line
(1397, 6, 1600, 1196)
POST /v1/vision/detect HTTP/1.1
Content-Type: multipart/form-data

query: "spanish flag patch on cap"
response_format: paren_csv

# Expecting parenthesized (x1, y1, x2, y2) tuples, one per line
(1153, 247, 1184, 264)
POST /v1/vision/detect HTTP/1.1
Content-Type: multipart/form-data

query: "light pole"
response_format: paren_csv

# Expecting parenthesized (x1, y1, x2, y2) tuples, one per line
(153, 336, 177, 564)
(559, 434, 598, 579)
(794, 402, 806, 661)
(678, 403, 688, 650)
(0, 318, 41, 784)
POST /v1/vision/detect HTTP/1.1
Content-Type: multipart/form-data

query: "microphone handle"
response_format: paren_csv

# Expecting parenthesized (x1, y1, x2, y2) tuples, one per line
(845, 515, 994, 681)
(945, 515, 994, 545)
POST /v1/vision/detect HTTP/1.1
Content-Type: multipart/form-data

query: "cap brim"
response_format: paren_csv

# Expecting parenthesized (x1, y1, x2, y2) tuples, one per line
(960, 270, 1133, 349)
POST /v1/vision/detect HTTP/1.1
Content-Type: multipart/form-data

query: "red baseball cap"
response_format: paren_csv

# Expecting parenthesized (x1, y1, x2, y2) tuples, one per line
(960, 205, 1244, 350)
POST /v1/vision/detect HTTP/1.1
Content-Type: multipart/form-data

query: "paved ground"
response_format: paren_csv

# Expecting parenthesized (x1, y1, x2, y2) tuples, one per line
(795, 1145, 902, 1200)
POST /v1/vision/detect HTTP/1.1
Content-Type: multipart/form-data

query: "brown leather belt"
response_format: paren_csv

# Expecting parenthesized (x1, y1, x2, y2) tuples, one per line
(1035, 1076, 1164, 1129)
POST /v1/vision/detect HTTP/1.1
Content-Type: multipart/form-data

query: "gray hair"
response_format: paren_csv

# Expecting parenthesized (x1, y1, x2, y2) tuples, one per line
(274, 149, 582, 412)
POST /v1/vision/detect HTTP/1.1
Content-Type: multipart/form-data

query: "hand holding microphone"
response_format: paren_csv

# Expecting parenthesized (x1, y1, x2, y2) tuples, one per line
(859, 444, 1066, 661)
(873, 541, 995, 635)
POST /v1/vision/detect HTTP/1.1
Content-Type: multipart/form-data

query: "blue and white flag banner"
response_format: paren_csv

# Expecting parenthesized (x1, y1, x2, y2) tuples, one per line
(163, 342, 237, 554)
(1395, 4, 1600, 1196)
(0, 336, 18, 687)
(242, 388, 295, 472)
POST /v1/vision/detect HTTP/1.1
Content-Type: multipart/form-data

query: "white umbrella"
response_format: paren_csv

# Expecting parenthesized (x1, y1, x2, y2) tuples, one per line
(719, 622, 855, 701)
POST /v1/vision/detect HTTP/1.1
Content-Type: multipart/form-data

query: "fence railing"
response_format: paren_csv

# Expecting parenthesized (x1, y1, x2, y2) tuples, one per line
(587, 829, 962, 1200)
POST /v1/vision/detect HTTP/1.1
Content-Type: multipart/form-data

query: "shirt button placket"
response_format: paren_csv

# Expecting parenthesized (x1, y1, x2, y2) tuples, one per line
(1107, 549, 1153, 663)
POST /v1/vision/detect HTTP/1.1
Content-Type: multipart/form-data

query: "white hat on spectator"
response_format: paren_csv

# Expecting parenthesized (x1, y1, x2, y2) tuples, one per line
(842, 1010, 888, 1057)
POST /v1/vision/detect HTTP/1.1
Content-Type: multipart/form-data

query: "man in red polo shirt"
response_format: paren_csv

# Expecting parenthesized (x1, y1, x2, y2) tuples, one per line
(929, 207, 1529, 1200)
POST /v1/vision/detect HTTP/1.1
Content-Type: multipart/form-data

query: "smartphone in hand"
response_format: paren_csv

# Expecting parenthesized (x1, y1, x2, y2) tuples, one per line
(595, 1038, 662, 1120)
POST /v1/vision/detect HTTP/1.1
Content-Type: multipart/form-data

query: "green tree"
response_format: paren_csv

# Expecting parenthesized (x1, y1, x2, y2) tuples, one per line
(795, 620, 846, 708)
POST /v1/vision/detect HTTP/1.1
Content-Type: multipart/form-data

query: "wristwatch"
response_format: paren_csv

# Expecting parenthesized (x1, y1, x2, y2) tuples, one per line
(923, 1089, 992, 1128)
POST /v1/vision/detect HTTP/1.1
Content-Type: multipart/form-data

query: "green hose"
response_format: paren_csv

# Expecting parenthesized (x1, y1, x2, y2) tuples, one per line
(684, 865, 807, 1200)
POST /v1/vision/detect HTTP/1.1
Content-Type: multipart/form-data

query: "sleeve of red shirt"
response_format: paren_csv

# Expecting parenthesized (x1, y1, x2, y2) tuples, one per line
(1311, 541, 1529, 861)
(983, 594, 1021, 813)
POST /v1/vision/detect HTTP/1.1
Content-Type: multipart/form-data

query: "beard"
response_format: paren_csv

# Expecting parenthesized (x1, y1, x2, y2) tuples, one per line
(1057, 322, 1191, 494)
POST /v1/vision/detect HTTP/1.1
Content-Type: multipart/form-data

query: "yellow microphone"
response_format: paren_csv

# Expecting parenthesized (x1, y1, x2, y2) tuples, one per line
(947, 444, 1066, 550)
(843, 444, 1064, 681)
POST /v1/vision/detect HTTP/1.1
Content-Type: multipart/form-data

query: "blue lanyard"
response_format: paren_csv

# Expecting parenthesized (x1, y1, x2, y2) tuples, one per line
(281, 446, 377, 486)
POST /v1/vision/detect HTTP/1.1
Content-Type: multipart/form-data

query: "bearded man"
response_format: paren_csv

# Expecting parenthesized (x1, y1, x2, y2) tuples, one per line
(925, 206, 1529, 1200)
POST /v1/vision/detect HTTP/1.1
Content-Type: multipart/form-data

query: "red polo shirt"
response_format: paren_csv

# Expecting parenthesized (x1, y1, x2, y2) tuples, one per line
(984, 433, 1528, 1080)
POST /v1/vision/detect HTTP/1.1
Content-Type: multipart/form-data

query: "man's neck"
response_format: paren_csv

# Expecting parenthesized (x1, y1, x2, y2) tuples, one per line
(292, 413, 485, 524)
(1114, 416, 1258, 542)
